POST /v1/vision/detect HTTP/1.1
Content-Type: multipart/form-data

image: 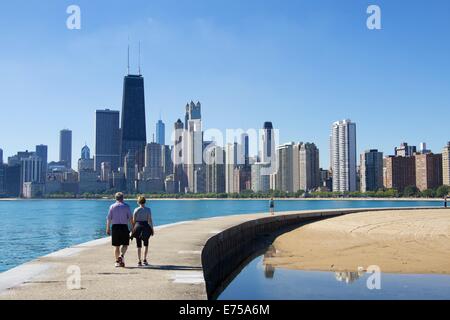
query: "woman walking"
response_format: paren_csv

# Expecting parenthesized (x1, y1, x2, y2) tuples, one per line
(269, 197, 275, 215)
(131, 196, 154, 267)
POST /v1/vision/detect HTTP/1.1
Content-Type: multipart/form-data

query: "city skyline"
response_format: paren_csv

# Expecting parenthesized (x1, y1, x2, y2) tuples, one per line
(1, 1, 450, 168)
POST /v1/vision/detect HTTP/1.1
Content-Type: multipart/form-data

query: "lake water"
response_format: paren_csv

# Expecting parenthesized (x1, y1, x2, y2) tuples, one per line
(0, 199, 441, 273)
(218, 252, 450, 300)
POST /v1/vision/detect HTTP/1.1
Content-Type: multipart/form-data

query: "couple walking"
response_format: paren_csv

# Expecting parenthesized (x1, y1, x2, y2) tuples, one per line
(106, 192, 154, 268)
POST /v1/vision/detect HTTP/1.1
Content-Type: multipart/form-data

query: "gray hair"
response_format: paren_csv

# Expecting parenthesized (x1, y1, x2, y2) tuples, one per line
(115, 192, 124, 202)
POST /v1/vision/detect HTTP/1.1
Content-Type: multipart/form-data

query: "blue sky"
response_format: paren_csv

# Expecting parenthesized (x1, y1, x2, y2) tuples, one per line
(0, 0, 449, 168)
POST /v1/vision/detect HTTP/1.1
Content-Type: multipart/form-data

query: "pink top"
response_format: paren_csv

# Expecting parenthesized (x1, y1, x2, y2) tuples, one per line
(107, 202, 132, 225)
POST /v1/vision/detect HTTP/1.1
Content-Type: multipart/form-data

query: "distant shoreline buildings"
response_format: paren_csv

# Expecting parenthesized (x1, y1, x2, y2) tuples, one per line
(0, 60, 449, 198)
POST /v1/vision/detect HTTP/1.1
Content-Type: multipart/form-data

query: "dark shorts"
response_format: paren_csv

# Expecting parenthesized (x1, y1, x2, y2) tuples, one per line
(136, 237, 149, 248)
(111, 224, 130, 247)
(132, 222, 152, 248)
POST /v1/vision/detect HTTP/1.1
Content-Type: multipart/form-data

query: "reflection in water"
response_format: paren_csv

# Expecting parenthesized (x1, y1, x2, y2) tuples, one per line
(262, 246, 277, 279)
(335, 268, 365, 284)
(265, 265, 275, 279)
(219, 254, 450, 300)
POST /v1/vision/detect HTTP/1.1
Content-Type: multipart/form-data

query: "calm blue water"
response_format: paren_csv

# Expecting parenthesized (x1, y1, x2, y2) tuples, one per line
(0, 199, 440, 273)
(218, 255, 450, 300)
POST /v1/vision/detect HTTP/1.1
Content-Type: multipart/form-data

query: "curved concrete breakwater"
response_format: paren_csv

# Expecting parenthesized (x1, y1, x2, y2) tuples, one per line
(0, 207, 440, 300)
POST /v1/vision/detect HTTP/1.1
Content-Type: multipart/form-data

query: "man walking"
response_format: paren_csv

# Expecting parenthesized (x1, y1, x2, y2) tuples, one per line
(106, 192, 132, 267)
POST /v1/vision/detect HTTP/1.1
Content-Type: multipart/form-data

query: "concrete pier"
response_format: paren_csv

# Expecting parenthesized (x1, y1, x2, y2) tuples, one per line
(0, 207, 439, 300)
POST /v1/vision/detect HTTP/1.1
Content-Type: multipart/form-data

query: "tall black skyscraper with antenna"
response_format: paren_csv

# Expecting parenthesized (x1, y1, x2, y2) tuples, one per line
(120, 44, 147, 170)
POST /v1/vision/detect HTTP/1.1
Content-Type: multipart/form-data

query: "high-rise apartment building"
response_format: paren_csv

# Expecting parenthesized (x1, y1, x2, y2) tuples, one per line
(156, 120, 165, 146)
(360, 149, 383, 192)
(415, 153, 443, 191)
(21, 155, 44, 196)
(274, 143, 294, 193)
(383, 156, 416, 192)
(293, 142, 320, 192)
(331, 120, 357, 192)
(120, 74, 147, 170)
(251, 162, 271, 193)
(59, 129, 72, 169)
(443, 142, 450, 186)
(205, 145, 225, 194)
(225, 143, 239, 193)
(95, 109, 120, 172)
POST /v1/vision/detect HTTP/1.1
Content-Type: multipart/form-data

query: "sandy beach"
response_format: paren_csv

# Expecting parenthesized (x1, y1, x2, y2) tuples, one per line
(265, 209, 450, 274)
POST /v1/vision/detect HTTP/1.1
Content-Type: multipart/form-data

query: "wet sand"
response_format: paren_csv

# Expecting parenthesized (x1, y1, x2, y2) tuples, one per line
(265, 209, 450, 274)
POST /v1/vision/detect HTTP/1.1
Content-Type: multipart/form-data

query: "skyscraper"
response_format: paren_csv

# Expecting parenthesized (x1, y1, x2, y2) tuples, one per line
(120, 74, 147, 171)
(143, 142, 163, 180)
(59, 129, 72, 169)
(81, 145, 90, 160)
(205, 145, 225, 193)
(261, 122, 274, 163)
(0, 148, 3, 165)
(331, 120, 357, 192)
(251, 162, 271, 193)
(383, 156, 416, 192)
(415, 153, 443, 191)
(156, 119, 165, 146)
(35, 145, 48, 183)
(173, 119, 187, 192)
(21, 155, 44, 195)
(443, 142, 450, 186)
(395, 142, 417, 157)
(274, 143, 294, 193)
(4, 164, 21, 197)
(124, 151, 136, 193)
(239, 133, 250, 167)
(184, 101, 201, 129)
(360, 149, 383, 192)
(186, 118, 203, 193)
(78, 145, 94, 171)
(161, 145, 173, 178)
(419, 143, 431, 154)
(95, 109, 120, 172)
(225, 143, 239, 193)
(293, 142, 320, 192)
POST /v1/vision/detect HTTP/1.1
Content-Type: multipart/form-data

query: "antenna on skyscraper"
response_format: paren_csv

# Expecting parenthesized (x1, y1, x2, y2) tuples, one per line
(127, 36, 130, 75)
(138, 41, 141, 76)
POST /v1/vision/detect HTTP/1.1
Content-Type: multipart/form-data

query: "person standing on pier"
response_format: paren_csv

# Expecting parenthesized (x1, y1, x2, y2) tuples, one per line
(269, 197, 275, 215)
(106, 192, 133, 268)
(445, 195, 448, 208)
